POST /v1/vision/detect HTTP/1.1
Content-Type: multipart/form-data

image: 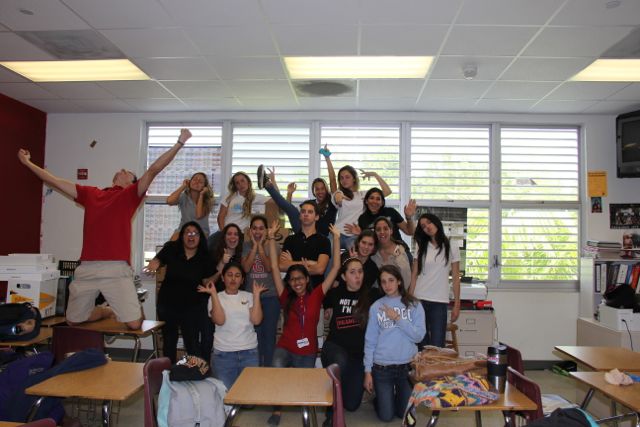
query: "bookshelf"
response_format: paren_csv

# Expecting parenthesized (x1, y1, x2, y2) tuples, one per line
(579, 256, 640, 319)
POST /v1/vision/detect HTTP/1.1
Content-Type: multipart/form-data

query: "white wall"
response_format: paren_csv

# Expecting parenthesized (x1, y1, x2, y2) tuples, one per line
(40, 110, 634, 360)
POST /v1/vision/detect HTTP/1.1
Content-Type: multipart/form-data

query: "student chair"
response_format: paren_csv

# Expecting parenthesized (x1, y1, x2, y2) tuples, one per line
(500, 341, 524, 374)
(51, 326, 105, 365)
(20, 418, 57, 427)
(325, 363, 347, 427)
(507, 366, 544, 425)
(143, 357, 171, 427)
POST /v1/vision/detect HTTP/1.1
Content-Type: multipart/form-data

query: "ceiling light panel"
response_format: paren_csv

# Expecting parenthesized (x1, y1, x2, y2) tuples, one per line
(285, 56, 433, 79)
(0, 59, 150, 82)
(571, 59, 640, 81)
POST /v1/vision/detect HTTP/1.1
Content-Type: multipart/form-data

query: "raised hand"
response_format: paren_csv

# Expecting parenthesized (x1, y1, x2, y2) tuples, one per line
(344, 223, 361, 235)
(17, 149, 31, 164)
(329, 223, 341, 239)
(287, 182, 297, 195)
(359, 169, 376, 181)
(222, 248, 232, 264)
(348, 246, 358, 258)
(179, 128, 192, 143)
(267, 220, 281, 240)
(252, 281, 267, 295)
(404, 199, 417, 218)
(197, 281, 216, 294)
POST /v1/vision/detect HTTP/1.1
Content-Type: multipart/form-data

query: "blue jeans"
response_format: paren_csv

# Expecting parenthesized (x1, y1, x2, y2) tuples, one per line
(256, 295, 280, 367)
(212, 347, 259, 390)
(320, 341, 365, 412)
(265, 185, 301, 233)
(371, 363, 412, 422)
(420, 300, 448, 349)
(272, 347, 316, 368)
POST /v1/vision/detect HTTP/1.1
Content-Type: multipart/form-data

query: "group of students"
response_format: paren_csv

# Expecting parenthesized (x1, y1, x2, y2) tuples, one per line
(147, 146, 462, 425)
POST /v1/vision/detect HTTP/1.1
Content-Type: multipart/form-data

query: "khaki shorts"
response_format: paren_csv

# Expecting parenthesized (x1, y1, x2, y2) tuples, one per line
(66, 261, 141, 323)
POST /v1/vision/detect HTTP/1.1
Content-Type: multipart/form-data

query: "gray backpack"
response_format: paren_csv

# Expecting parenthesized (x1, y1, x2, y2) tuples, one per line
(157, 370, 227, 427)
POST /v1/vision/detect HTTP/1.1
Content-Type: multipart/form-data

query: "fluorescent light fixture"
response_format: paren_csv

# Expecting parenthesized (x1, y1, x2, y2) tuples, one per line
(285, 56, 432, 79)
(571, 59, 640, 81)
(0, 59, 150, 82)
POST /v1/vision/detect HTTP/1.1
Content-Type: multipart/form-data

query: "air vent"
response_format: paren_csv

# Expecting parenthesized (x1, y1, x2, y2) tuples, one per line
(17, 30, 124, 60)
(293, 81, 354, 97)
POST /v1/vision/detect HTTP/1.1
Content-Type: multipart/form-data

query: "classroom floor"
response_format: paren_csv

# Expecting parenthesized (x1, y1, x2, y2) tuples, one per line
(99, 368, 579, 427)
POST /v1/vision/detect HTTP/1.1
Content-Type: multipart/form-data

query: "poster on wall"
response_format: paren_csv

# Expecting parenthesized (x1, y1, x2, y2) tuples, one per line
(609, 203, 640, 229)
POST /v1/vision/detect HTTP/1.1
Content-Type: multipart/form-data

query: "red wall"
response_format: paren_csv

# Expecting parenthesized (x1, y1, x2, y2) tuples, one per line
(0, 93, 47, 255)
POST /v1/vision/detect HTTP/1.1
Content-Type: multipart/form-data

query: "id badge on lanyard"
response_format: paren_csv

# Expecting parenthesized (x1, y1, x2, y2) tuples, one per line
(296, 296, 309, 348)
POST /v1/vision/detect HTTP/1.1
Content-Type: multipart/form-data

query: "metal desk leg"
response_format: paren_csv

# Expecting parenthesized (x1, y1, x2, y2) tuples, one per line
(475, 410, 483, 427)
(301, 406, 311, 427)
(151, 330, 159, 359)
(26, 396, 46, 422)
(132, 336, 141, 362)
(102, 399, 112, 427)
(427, 410, 440, 427)
(310, 406, 318, 427)
(502, 411, 515, 427)
(611, 399, 618, 427)
(224, 405, 240, 427)
(580, 387, 595, 409)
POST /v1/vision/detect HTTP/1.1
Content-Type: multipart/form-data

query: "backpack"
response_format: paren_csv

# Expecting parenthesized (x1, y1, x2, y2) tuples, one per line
(0, 302, 42, 342)
(525, 408, 599, 427)
(157, 370, 227, 427)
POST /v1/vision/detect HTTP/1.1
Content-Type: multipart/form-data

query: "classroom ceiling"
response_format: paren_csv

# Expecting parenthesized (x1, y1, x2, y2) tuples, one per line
(1, 0, 640, 115)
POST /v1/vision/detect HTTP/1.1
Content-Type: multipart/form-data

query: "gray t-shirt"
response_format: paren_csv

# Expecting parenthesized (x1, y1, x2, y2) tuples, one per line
(241, 241, 277, 298)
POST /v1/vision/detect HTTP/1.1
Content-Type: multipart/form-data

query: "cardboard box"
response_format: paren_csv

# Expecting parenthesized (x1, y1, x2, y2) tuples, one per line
(4, 271, 60, 318)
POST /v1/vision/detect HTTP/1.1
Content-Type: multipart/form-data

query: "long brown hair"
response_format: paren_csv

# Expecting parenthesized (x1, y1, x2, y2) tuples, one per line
(338, 165, 359, 200)
(379, 265, 418, 308)
(225, 172, 255, 218)
(340, 257, 371, 328)
(186, 172, 214, 216)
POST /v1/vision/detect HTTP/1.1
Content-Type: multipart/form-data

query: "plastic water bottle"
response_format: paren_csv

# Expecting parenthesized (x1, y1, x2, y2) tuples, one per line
(487, 344, 507, 393)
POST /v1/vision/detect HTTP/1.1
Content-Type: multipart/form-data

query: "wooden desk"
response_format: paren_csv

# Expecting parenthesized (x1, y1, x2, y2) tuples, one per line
(41, 316, 67, 327)
(554, 346, 640, 371)
(423, 381, 538, 427)
(570, 371, 640, 425)
(0, 328, 52, 350)
(223, 367, 333, 427)
(75, 318, 164, 362)
(26, 361, 143, 427)
(0, 422, 24, 427)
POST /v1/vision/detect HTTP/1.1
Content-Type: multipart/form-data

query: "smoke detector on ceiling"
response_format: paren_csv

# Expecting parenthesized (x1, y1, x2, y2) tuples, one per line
(463, 64, 478, 80)
(293, 81, 354, 97)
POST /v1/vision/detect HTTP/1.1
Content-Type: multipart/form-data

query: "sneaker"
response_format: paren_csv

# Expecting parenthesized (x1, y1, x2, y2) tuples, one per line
(267, 413, 281, 426)
(257, 165, 266, 189)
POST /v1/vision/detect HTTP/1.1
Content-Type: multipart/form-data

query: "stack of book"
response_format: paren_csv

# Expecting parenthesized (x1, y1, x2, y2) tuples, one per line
(584, 240, 622, 258)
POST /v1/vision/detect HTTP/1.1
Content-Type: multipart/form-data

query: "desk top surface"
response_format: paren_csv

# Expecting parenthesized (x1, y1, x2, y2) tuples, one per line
(0, 327, 52, 347)
(424, 380, 538, 412)
(41, 316, 67, 327)
(75, 318, 164, 336)
(555, 346, 640, 371)
(570, 371, 640, 412)
(25, 360, 143, 401)
(224, 367, 333, 407)
(0, 422, 23, 427)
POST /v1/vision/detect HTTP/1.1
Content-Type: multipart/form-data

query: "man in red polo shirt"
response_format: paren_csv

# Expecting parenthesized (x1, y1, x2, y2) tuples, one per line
(17, 128, 192, 329)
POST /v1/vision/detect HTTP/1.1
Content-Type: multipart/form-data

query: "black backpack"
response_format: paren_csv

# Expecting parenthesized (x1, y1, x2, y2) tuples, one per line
(0, 303, 42, 342)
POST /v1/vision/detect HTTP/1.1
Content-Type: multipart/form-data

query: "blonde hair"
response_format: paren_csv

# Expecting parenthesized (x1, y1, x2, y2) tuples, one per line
(186, 172, 214, 216)
(225, 172, 255, 218)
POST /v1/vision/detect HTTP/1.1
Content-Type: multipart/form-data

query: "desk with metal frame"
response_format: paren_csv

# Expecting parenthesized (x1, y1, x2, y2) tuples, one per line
(223, 367, 333, 427)
(0, 328, 52, 352)
(554, 346, 640, 371)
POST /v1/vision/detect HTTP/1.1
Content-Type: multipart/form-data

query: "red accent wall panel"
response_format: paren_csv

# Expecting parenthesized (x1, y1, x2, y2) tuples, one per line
(0, 93, 47, 255)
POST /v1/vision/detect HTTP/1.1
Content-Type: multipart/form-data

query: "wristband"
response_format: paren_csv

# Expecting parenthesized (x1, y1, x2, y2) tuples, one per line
(176, 139, 185, 146)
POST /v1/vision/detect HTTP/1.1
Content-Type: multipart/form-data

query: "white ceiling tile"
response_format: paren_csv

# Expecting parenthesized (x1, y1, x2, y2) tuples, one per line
(0, 65, 30, 82)
(443, 26, 539, 56)
(237, 97, 299, 110)
(358, 97, 418, 110)
(186, 26, 278, 57)
(457, 0, 564, 25)
(71, 98, 138, 112)
(360, 0, 461, 25)
(182, 98, 242, 110)
(261, 0, 360, 25)
(298, 97, 357, 109)
(530, 99, 597, 113)
(133, 57, 217, 80)
(415, 97, 477, 111)
(421, 80, 492, 98)
(483, 81, 559, 99)
(358, 80, 424, 98)
(474, 99, 536, 112)
(0, 82, 57, 99)
(123, 98, 188, 111)
(551, 0, 640, 26)
(0, 32, 53, 60)
(0, 0, 90, 31)
(37, 82, 116, 99)
(582, 101, 640, 114)
(100, 28, 199, 58)
(607, 83, 640, 101)
(545, 82, 628, 101)
(227, 80, 294, 98)
(157, 0, 263, 26)
(523, 26, 634, 57)
(273, 25, 358, 56)
(98, 81, 175, 98)
(500, 57, 593, 81)
(160, 81, 233, 98)
(63, 0, 175, 29)
(360, 25, 448, 55)
(20, 98, 83, 113)
(206, 57, 286, 80)
(430, 56, 513, 80)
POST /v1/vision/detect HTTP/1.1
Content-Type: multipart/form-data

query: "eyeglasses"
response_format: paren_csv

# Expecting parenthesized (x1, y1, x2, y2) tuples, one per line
(186, 231, 200, 237)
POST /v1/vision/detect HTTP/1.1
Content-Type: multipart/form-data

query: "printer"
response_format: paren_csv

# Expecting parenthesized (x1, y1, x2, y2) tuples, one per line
(450, 281, 488, 301)
(598, 304, 640, 331)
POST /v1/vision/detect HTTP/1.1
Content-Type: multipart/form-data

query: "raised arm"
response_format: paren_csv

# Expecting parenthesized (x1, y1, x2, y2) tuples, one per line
(166, 179, 188, 205)
(197, 282, 225, 326)
(137, 128, 192, 197)
(267, 221, 286, 297)
(249, 282, 265, 325)
(194, 187, 209, 219)
(398, 199, 417, 236)
(217, 204, 228, 230)
(360, 170, 391, 197)
(17, 149, 77, 199)
(322, 145, 337, 193)
(320, 224, 342, 294)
